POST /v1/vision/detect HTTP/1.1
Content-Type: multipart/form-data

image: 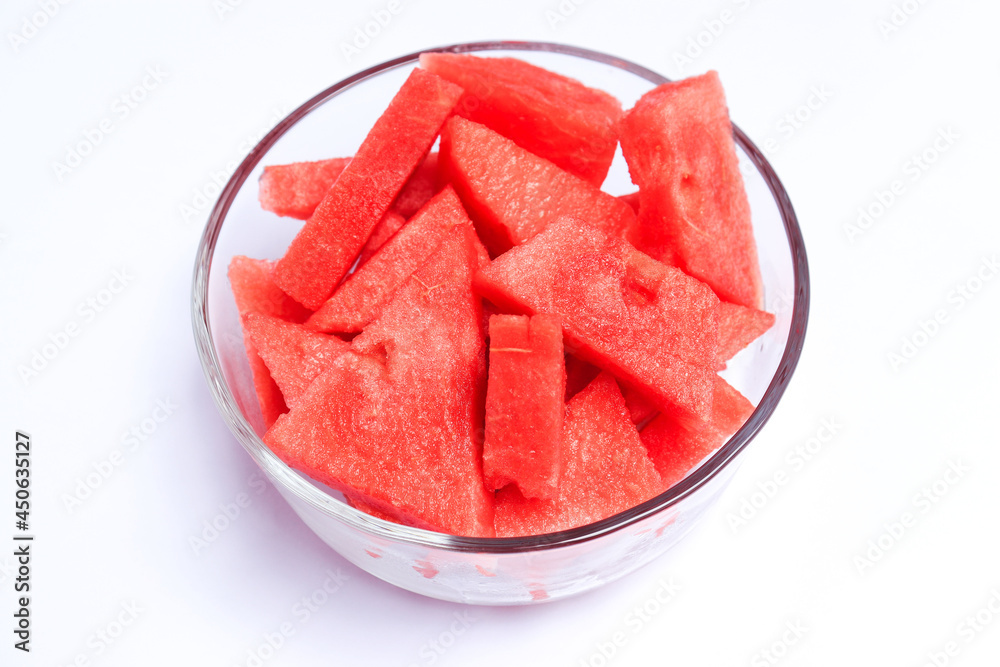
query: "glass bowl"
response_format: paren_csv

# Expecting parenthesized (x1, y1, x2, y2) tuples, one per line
(191, 41, 809, 605)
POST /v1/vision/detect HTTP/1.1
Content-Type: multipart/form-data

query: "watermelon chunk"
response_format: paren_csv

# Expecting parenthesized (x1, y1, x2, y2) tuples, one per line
(258, 157, 350, 220)
(273, 69, 463, 309)
(484, 313, 565, 499)
(640, 375, 754, 490)
(618, 70, 763, 309)
(716, 301, 776, 368)
(258, 152, 440, 222)
(474, 217, 720, 426)
(420, 52, 622, 187)
(243, 313, 350, 409)
(265, 222, 494, 536)
(306, 187, 472, 333)
(494, 373, 662, 537)
(228, 256, 312, 428)
(440, 116, 637, 255)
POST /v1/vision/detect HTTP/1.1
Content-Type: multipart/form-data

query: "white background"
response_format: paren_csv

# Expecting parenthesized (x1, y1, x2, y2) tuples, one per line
(3, 1, 1000, 665)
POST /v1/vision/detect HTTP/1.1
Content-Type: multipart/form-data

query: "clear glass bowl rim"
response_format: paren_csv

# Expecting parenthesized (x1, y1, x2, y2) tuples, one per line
(191, 40, 810, 555)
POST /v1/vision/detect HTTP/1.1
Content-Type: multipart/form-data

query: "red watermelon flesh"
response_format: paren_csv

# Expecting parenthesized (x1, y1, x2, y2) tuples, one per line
(494, 372, 662, 537)
(306, 187, 472, 333)
(640, 375, 754, 490)
(419, 52, 622, 187)
(474, 217, 720, 426)
(391, 151, 441, 219)
(484, 313, 565, 499)
(356, 210, 407, 268)
(716, 301, 776, 369)
(273, 69, 463, 310)
(228, 256, 312, 428)
(440, 116, 637, 255)
(258, 157, 350, 219)
(618, 191, 640, 214)
(259, 152, 440, 222)
(265, 222, 494, 536)
(243, 312, 350, 409)
(618, 70, 763, 309)
(621, 382, 659, 428)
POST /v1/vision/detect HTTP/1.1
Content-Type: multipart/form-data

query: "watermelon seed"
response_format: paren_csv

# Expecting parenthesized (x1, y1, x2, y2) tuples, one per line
(489, 347, 533, 353)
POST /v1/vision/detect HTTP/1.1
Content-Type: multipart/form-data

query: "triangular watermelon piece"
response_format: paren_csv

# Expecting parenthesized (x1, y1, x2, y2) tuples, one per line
(618, 70, 763, 309)
(265, 223, 494, 536)
(258, 157, 351, 220)
(716, 301, 776, 369)
(420, 52, 622, 187)
(258, 152, 441, 222)
(440, 116, 637, 255)
(494, 372, 662, 537)
(273, 69, 463, 309)
(243, 312, 350, 409)
(640, 375, 754, 490)
(228, 256, 312, 428)
(484, 313, 565, 499)
(306, 187, 472, 333)
(474, 217, 720, 426)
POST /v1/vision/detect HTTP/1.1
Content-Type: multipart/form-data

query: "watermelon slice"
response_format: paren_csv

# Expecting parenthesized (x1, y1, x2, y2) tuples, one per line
(258, 157, 350, 220)
(306, 187, 472, 333)
(716, 301, 776, 368)
(273, 69, 463, 310)
(258, 152, 440, 222)
(420, 52, 622, 187)
(618, 70, 763, 309)
(265, 222, 494, 536)
(640, 375, 754, 490)
(440, 116, 637, 255)
(243, 313, 350, 409)
(484, 313, 565, 499)
(474, 217, 720, 426)
(228, 256, 312, 428)
(494, 372, 662, 537)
